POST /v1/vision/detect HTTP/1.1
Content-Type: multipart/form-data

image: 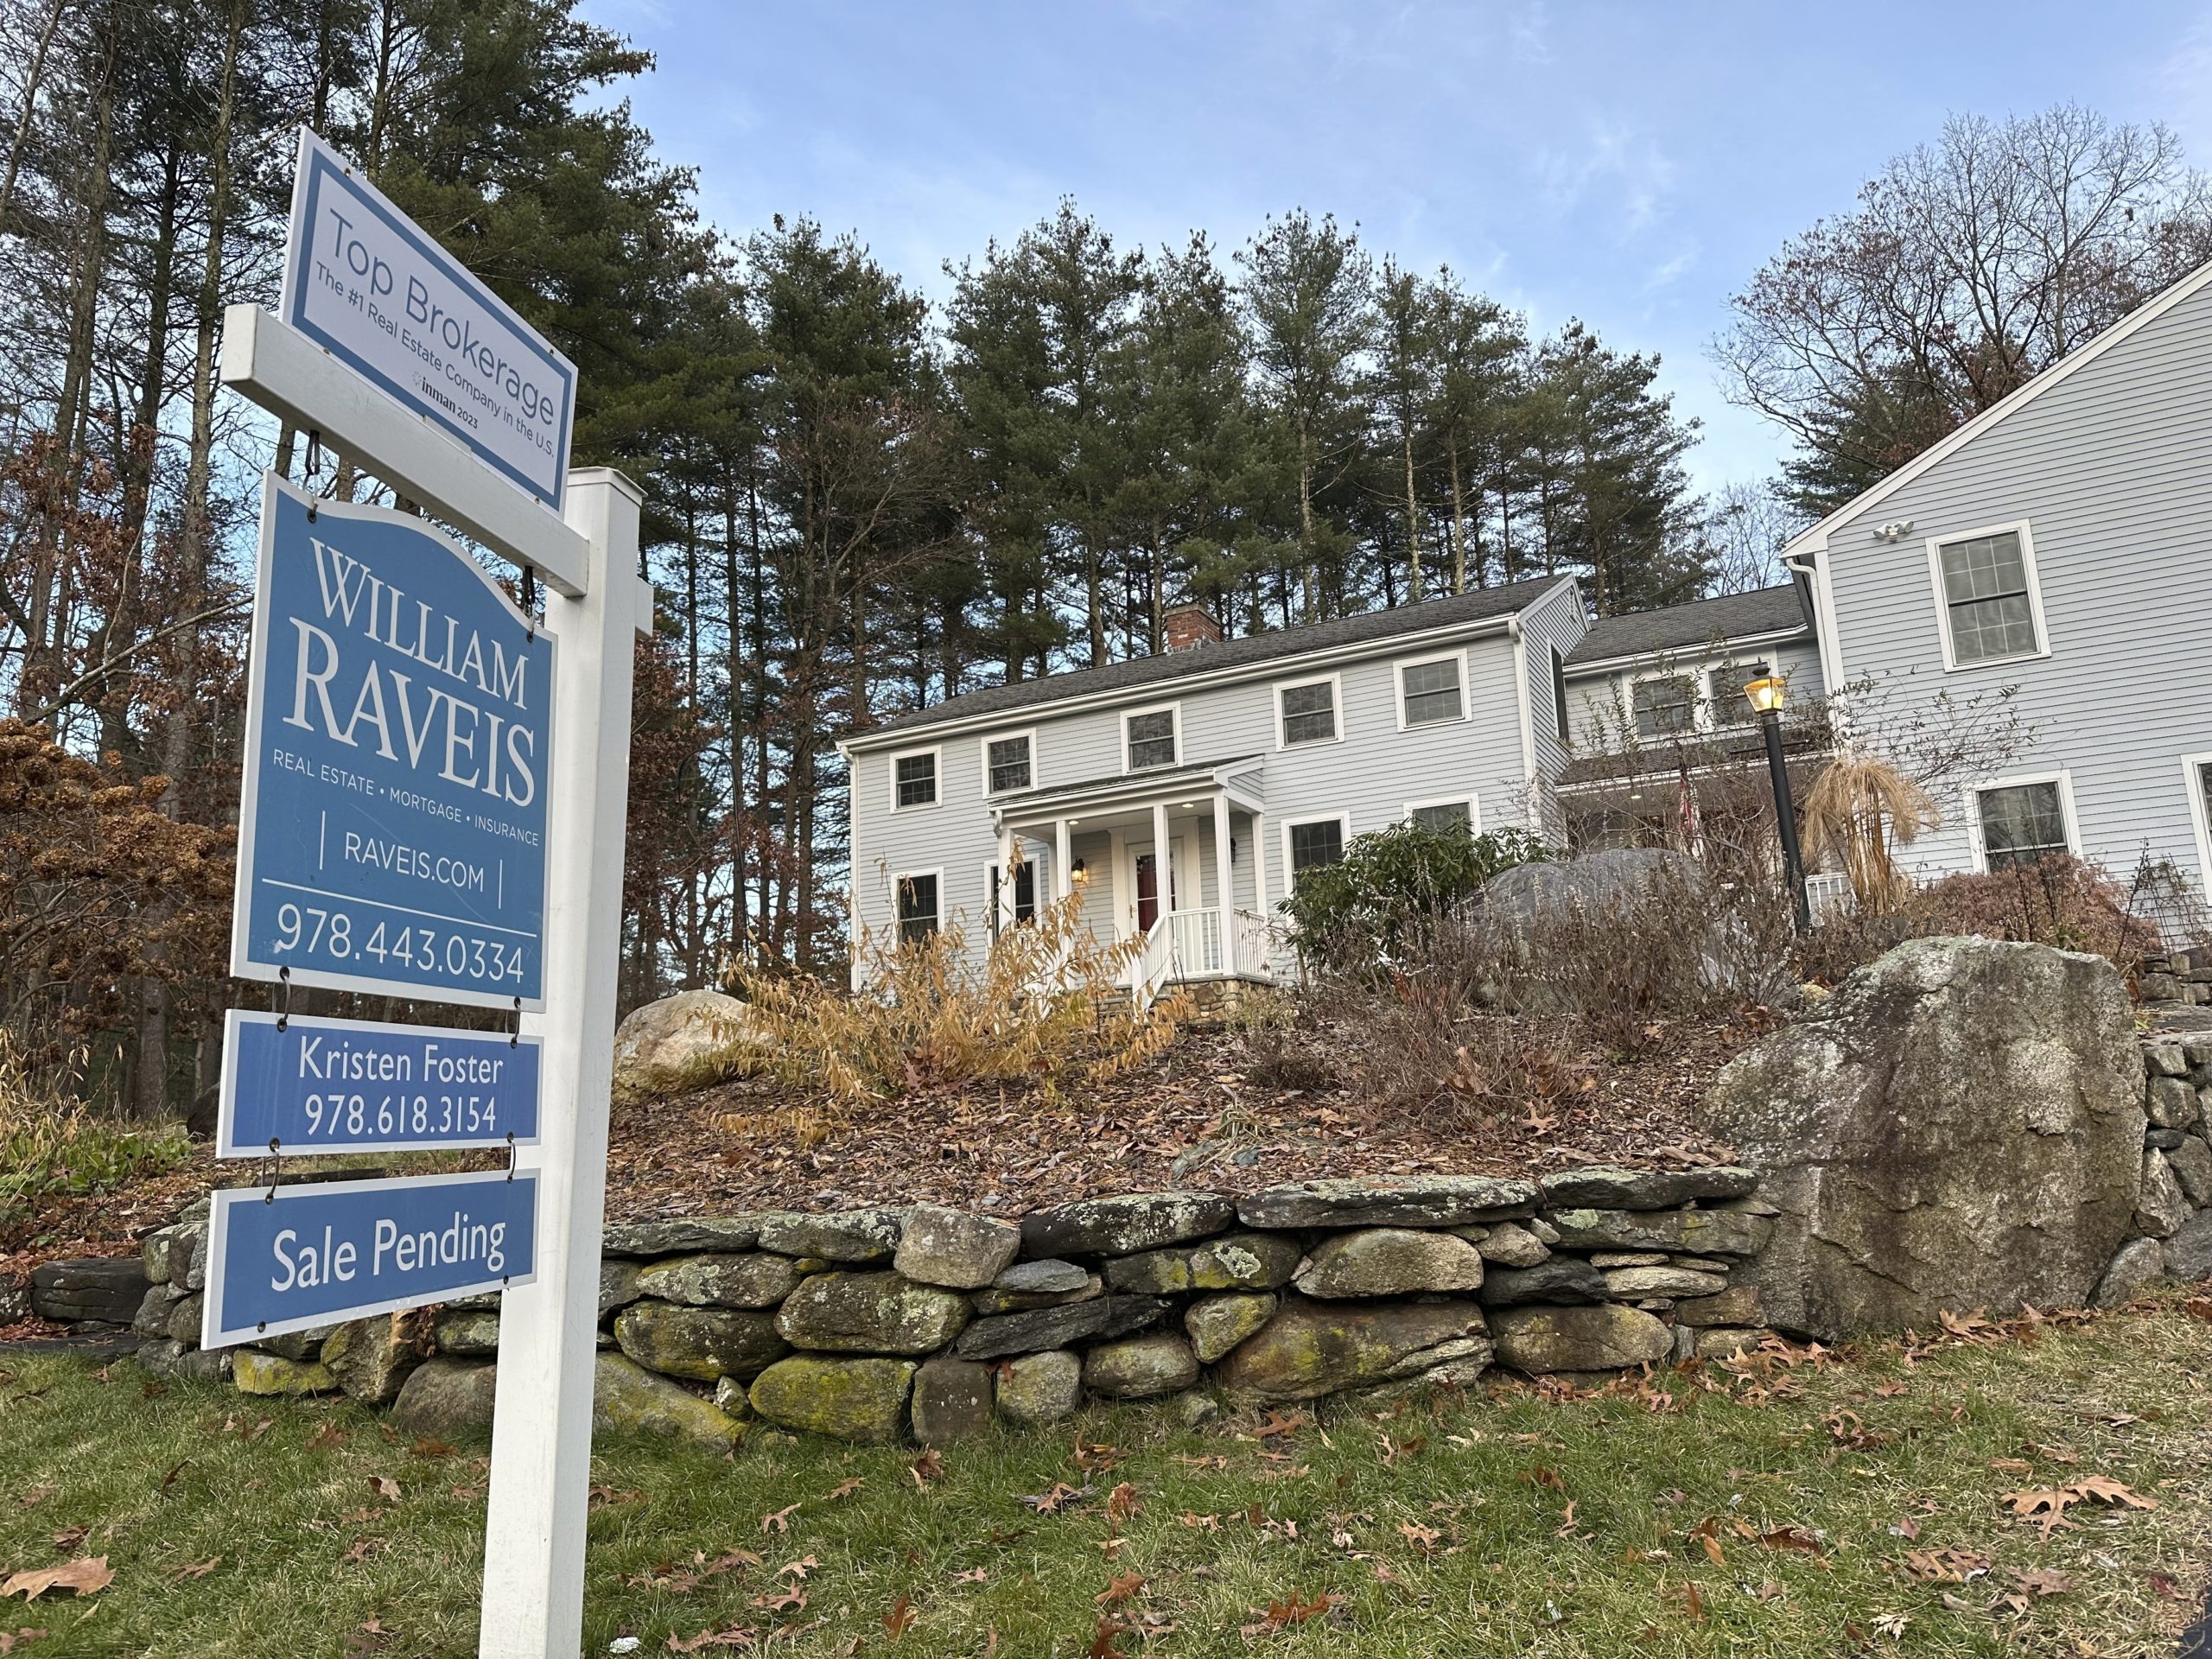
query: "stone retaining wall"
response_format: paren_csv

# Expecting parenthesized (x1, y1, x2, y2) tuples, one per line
(2140, 950, 2212, 1010)
(16, 1025, 2209, 1449)
(101, 1167, 1778, 1446)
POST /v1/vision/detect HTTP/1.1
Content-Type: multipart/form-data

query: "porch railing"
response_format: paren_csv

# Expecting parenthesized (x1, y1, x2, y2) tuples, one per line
(1132, 914, 1176, 1013)
(1167, 908, 1224, 977)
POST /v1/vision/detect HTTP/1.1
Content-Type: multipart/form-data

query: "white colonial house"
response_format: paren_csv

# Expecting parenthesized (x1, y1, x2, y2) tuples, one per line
(843, 253, 2212, 992)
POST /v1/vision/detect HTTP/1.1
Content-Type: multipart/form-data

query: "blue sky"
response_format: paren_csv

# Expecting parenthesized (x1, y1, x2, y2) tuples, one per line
(580, 0, 2212, 493)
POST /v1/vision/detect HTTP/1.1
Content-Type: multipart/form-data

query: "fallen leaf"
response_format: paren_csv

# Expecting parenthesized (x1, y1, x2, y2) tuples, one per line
(760, 1503, 799, 1535)
(0, 1559, 112, 1601)
(1397, 1521, 1441, 1555)
(1236, 1590, 1339, 1637)
(46, 1530, 83, 1554)
(308, 1423, 349, 1451)
(367, 1476, 401, 1503)
(2009, 1567, 2073, 1597)
(909, 1449, 944, 1489)
(1020, 1483, 1092, 1515)
(776, 1556, 817, 1581)
(2069, 1474, 2156, 1511)
(665, 1625, 758, 1652)
(1105, 1484, 1141, 1524)
(825, 1478, 863, 1501)
(0, 1630, 49, 1655)
(883, 1594, 915, 1639)
(170, 1558, 219, 1580)
(953, 1567, 988, 1585)
(409, 1438, 455, 1460)
(1095, 1572, 1144, 1606)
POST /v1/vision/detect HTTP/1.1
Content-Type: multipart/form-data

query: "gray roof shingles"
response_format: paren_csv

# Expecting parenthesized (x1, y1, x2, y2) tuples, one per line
(861, 575, 1571, 740)
(1563, 584, 1811, 670)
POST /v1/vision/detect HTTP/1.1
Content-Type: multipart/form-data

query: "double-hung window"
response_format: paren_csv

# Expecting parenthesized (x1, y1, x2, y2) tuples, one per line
(891, 747, 939, 810)
(983, 731, 1033, 795)
(1284, 814, 1350, 877)
(1974, 778, 2071, 871)
(1631, 675, 1697, 740)
(1407, 797, 1477, 836)
(1708, 661, 1770, 728)
(1398, 653, 1465, 728)
(1277, 675, 1339, 747)
(895, 872, 941, 944)
(987, 859, 1037, 937)
(1124, 706, 1179, 772)
(1935, 526, 2044, 666)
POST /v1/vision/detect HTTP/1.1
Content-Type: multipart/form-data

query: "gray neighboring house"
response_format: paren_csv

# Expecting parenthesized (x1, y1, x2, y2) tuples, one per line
(838, 575, 1588, 997)
(1783, 256, 2212, 906)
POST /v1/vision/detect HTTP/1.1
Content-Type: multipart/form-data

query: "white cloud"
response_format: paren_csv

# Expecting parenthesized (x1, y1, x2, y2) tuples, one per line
(1532, 116, 1676, 236)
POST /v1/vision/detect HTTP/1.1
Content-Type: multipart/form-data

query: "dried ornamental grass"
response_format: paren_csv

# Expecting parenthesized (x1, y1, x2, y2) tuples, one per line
(1799, 750, 1935, 914)
(723, 894, 1190, 1112)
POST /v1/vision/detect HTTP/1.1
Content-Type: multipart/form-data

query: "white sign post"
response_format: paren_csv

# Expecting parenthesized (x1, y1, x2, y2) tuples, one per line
(219, 127, 650, 1659)
(477, 467, 643, 1657)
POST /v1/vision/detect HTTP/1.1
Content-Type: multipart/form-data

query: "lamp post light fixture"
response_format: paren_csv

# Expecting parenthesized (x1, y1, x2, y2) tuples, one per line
(1742, 672, 1812, 933)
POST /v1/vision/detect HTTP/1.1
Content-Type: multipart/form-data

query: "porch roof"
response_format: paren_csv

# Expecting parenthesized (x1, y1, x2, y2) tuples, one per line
(989, 754, 1265, 825)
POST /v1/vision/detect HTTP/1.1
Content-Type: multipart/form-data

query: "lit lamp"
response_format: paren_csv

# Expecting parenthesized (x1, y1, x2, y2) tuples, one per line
(1070, 857, 1090, 887)
(1742, 672, 1810, 933)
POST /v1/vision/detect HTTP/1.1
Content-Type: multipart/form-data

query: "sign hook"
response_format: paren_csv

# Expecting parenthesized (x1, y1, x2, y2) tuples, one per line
(276, 965, 291, 1033)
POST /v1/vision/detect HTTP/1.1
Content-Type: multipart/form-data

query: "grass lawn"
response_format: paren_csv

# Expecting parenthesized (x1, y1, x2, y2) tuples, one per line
(3, 1301, 2209, 1658)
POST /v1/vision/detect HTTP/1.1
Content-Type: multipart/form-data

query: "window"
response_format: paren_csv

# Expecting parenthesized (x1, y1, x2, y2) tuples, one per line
(1406, 796, 1478, 836)
(1123, 705, 1179, 772)
(987, 859, 1037, 936)
(894, 872, 940, 944)
(982, 731, 1033, 795)
(891, 747, 939, 810)
(2183, 754, 2212, 893)
(1397, 653, 1465, 728)
(1631, 675, 1697, 739)
(1933, 525, 2044, 666)
(1708, 661, 1770, 728)
(1276, 675, 1339, 747)
(1284, 814, 1350, 877)
(1550, 645, 1571, 745)
(1974, 779, 2071, 871)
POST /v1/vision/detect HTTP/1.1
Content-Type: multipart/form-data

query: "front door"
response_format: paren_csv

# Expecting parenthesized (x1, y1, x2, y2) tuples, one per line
(1130, 842, 1179, 931)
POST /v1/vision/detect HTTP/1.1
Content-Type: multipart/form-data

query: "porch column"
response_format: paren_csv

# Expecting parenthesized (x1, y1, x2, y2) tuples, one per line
(1252, 813, 1269, 920)
(1213, 791, 1236, 978)
(996, 825, 1014, 934)
(1053, 817, 1072, 903)
(1151, 800, 1170, 912)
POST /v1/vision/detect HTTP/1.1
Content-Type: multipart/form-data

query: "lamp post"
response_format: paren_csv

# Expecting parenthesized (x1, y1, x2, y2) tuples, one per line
(1743, 672, 1811, 933)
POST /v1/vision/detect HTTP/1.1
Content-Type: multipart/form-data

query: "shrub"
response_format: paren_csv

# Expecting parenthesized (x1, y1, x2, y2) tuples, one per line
(723, 894, 1189, 1112)
(1282, 822, 1551, 973)
(1904, 855, 2162, 970)
(0, 1038, 188, 1220)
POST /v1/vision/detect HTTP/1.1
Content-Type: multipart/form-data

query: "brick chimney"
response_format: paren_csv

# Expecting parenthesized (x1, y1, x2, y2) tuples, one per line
(1164, 602, 1222, 652)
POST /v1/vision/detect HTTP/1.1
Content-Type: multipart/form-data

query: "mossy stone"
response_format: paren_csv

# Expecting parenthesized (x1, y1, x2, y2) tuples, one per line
(748, 1356, 916, 1444)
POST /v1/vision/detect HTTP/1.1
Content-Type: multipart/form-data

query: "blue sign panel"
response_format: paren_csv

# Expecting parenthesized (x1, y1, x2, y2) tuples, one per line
(201, 1170, 537, 1348)
(231, 475, 554, 1009)
(217, 1010, 541, 1160)
(282, 128, 575, 509)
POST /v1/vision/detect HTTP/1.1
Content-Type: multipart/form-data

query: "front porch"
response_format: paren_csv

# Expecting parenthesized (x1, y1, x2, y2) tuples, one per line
(988, 757, 1297, 1005)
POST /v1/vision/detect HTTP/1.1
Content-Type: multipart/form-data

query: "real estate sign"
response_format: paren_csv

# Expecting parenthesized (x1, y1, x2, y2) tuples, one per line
(200, 1170, 538, 1348)
(217, 1010, 541, 1158)
(229, 476, 555, 1008)
(282, 127, 576, 511)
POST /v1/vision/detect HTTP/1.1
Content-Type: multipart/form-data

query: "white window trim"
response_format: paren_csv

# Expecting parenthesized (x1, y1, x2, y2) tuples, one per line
(892, 866, 945, 938)
(1394, 648, 1469, 730)
(887, 744, 944, 813)
(1404, 794, 1482, 834)
(1925, 519, 2051, 674)
(2183, 752, 2212, 899)
(983, 855, 1041, 937)
(1121, 700, 1183, 773)
(1965, 769, 2079, 874)
(978, 726, 1039, 797)
(1274, 671, 1345, 749)
(1624, 665, 1704, 740)
(1703, 658, 1779, 731)
(1281, 810, 1354, 880)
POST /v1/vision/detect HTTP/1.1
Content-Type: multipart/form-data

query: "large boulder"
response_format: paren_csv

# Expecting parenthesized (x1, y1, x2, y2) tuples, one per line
(636, 1253, 799, 1310)
(1083, 1332, 1198, 1400)
(612, 988, 763, 1099)
(910, 1357, 993, 1444)
(1211, 1297, 1490, 1402)
(29, 1256, 148, 1324)
(1699, 938, 2145, 1340)
(1020, 1193, 1234, 1258)
(994, 1350, 1082, 1427)
(1185, 1293, 1278, 1363)
(321, 1314, 425, 1406)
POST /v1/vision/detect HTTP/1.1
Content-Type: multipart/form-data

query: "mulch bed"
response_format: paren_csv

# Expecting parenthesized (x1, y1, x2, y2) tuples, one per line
(6, 1003, 1774, 1262)
(599, 1003, 1770, 1223)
